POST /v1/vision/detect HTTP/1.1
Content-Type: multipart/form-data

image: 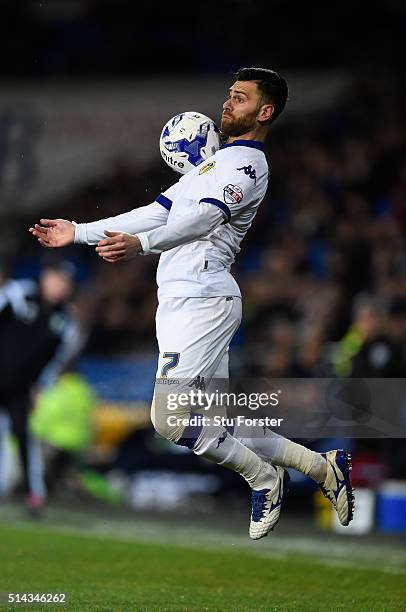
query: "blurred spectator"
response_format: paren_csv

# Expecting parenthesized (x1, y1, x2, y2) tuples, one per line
(30, 371, 96, 497)
(333, 293, 405, 378)
(0, 259, 85, 514)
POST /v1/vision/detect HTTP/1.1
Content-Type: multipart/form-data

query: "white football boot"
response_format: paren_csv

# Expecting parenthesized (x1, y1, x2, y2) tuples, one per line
(249, 466, 290, 540)
(319, 449, 355, 526)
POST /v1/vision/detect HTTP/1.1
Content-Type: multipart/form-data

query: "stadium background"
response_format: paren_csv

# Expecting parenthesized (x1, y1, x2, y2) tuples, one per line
(0, 1, 405, 610)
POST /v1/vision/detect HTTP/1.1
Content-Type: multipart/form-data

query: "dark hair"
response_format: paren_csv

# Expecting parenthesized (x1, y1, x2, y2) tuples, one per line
(235, 67, 288, 125)
(41, 256, 77, 279)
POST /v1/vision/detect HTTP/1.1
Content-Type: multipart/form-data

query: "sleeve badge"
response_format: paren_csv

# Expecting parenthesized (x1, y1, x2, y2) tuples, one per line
(223, 184, 243, 205)
(199, 161, 216, 175)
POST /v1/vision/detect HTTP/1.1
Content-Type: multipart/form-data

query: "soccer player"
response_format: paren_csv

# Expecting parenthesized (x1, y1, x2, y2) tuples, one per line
(29, 68, 354, 538)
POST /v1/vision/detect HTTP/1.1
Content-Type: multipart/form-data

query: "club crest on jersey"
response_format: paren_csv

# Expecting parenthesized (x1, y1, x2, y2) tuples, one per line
(199, 161, 216, 175)
(223, 184, 243, 205)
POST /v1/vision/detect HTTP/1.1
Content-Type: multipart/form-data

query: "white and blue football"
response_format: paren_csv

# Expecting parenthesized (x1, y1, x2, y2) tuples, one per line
(159, 111, 221, 175)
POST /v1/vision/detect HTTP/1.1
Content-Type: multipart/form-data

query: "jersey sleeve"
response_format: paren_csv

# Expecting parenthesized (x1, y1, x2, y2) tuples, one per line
(153, 181, 179, 212)
(74, 182, 179, 244)
(0, 279, 37, 317)
(190, 157, 265, 223)
(137, 202, 223, 255)
(37, 317, 84, 387)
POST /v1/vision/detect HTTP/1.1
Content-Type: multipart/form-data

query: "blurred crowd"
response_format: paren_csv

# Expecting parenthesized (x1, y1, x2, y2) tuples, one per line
(1, 76, 406, 512)
(8, 79, 405, 381)
(239, 82, 406, 378)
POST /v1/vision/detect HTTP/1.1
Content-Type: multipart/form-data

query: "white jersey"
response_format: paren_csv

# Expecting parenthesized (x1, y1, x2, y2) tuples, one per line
(74, 140, 268, 299)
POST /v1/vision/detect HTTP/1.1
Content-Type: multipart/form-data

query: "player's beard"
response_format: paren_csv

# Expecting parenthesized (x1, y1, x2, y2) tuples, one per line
(221, 109, 259, 137)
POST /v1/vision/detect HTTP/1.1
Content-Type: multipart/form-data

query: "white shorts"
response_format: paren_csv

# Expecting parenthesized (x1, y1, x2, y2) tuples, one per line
(155, 295, 242, 384)
(152, 296, 241, 441)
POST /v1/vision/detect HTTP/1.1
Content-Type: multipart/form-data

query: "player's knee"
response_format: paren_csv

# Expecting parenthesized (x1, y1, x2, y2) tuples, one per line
(151, 411, 183, 443)
(151, 405, 204, 448)
(150, 396, 186, 442)
(150, 386, 203, 445)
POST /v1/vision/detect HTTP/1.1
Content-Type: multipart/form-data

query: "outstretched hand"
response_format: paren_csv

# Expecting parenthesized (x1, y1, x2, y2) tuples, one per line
(29, 219, 75, 248)
(95, 230, 142, 262)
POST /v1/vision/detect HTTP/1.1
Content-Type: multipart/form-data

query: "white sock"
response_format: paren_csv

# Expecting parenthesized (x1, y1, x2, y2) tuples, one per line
(234, 425, 327, 483)
(192, 426, 277, 490)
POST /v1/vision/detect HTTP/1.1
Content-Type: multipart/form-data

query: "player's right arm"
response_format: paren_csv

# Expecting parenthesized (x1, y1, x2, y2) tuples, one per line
(29, 186, 176, 248)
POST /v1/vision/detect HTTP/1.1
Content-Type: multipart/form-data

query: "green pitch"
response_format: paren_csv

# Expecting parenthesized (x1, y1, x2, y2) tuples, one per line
(0, 518, 405, 611)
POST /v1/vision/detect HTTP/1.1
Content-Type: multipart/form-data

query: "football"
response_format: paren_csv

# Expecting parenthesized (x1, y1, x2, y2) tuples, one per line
(159, 111, 221, 175)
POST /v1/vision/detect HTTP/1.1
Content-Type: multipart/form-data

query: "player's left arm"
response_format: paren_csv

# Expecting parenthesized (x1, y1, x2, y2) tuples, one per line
(97, 202, 224, 261)
(134, 159, 264, 256)
(137, 202, 225, 255)
(97, 159, 263, 261)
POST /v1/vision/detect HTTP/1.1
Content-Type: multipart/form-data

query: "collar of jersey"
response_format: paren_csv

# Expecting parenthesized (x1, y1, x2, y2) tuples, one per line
(221, 140, 264, 151)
